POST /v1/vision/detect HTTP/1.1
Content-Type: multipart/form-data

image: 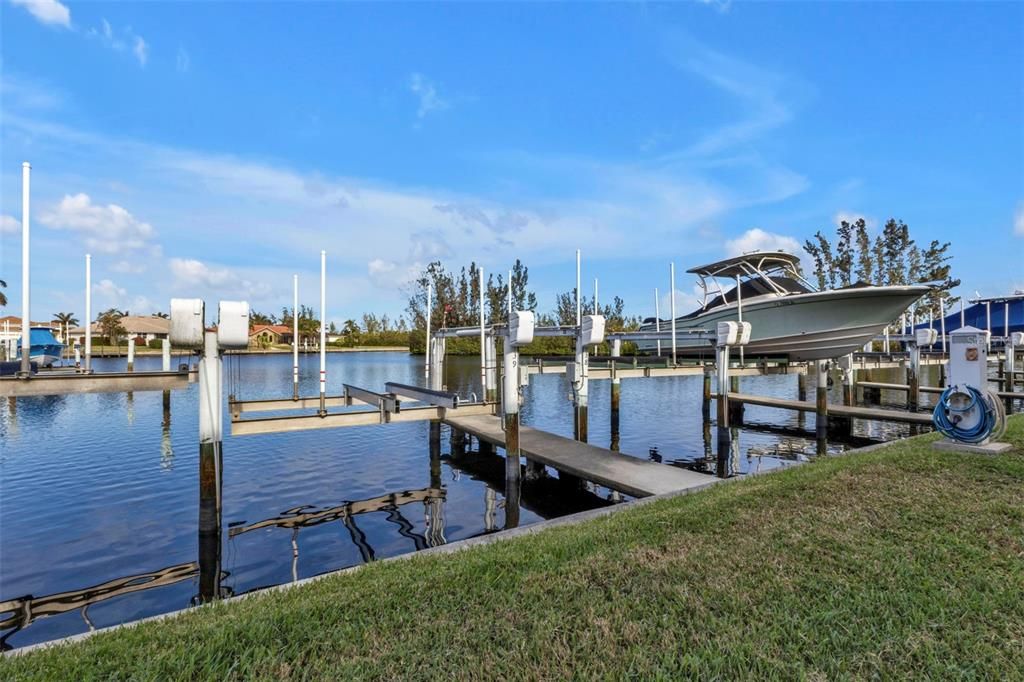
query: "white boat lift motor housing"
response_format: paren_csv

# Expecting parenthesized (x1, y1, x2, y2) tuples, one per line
(170, 298, 205, 349)
(717, 321, 751, 347)
(580, 315, 606, 346)
(217, 301, 251, 350)
(915, 328, 938, 347)
(508, 310, 536, 347)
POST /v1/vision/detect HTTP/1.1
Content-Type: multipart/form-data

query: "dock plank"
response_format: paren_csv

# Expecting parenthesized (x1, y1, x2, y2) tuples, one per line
(443, 414, 716, 498)
(715, 393, 933, 425)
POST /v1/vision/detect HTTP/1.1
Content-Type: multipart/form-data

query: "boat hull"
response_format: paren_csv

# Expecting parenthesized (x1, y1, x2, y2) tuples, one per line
(639, 286, 930, 361)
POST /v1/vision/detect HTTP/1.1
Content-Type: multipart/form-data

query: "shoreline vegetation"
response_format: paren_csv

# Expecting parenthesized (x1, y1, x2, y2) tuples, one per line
(4, 418, 1021, 679)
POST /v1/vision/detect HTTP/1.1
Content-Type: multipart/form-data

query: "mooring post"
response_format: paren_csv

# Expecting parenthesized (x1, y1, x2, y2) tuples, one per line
(127, 337, 135, 372)
(429, 421, 441, 489)
(728, 373, 743, 425)
(908, 340, 920, 412)
(702, 366, 712, 423)
(502, 330, 521, 529)
(715, 343, 731, 477)
(797, 371, 807, 402)
(573, 333, 589, 443)
(197, 329, 223, 603)
(429, 336, 442, 465)
(292, 274, 299, 401)
(318, 250, 327, 416)
(841, 354, 854, 406)
(610, 337, 621, 449)
(18, 162, 32, 377)
(84, 255, 92, 373)
(815, 360, 828, 455)
(485, 332, 498, 403)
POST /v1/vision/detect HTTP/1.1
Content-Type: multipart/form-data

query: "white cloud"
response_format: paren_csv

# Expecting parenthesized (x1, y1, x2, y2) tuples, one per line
(87, 19, 149, 67)
(724, 228, 801, 256)
(833, 211, 876, 231)
(133, 35, 149, 67)
(92, 278, 126, 300)
(168, 258, 271, 301)
(176, 46, 190, 73)
(0, 214, 20, 234)
(40, 193, 156, 255)
(10, 0, 70, 28)
(659, 285, 704, 317)
(409, 73, 449, 119)
(1014, 203, 1024, 238)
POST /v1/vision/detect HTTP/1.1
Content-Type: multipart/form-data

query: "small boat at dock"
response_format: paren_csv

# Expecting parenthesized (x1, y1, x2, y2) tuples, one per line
(16, 327, 65, 368)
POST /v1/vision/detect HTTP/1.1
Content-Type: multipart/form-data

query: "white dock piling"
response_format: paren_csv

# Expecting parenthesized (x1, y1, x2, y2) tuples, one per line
(669, 263, 677, 366)
(162, 339, 171, 372)
(654, 288, 662, 356)
(425, 281, 433, 379)
(479, 267, 486, 396)
(318, 251, 326, 416)
(84, 254, 92, 373)
(502, 327, 521, 528)
(939, 298, 947, 353)
(127, 337, 135, 372)
(20, 162, 31, 376)
(293, 274, 299, 400)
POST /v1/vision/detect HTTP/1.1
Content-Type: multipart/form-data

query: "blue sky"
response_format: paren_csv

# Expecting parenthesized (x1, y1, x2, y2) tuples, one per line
(1, 0, 1022, 325)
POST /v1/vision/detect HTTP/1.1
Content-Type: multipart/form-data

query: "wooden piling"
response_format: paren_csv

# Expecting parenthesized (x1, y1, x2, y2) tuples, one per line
(815, 361, 828, 455)
(429, 422, 441, 489)
(715, 345, 731, 474)
(502, 338, 521, 528)
(728, 374, 744, 424)
(197, 441, 222, 603)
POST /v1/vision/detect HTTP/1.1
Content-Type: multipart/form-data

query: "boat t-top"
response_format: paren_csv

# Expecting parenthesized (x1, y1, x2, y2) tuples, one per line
(638, 251, 930, 361)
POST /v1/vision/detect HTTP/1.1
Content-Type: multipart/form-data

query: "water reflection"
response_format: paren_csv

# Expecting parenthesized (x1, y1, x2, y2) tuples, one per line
(0, 563, 200, 651)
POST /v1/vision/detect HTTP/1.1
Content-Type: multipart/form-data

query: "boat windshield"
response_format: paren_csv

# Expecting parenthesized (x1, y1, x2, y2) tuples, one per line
(686, 251, 816, 312)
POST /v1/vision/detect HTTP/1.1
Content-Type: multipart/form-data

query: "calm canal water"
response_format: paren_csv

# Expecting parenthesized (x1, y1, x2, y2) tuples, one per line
(0, 351, 936, 649)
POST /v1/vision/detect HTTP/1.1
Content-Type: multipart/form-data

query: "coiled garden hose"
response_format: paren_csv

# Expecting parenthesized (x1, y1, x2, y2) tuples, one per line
(932, 385, 1006, 444)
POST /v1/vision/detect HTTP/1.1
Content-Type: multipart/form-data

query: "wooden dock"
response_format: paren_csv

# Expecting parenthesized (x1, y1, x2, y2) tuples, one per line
(0, 369, 194, 398)
(444, 414, 715, 498)
(857, 381, 1022, 401)
(714, 393, 933, 425)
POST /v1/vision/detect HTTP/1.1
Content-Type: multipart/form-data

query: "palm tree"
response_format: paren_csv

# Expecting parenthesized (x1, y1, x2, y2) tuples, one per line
(98, 308, 127, 355)
(0, 278, 7, 307)
(53, 312, 79, 353)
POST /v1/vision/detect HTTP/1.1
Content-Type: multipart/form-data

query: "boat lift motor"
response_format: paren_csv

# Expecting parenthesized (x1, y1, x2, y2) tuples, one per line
(932, 326, 1009, 453)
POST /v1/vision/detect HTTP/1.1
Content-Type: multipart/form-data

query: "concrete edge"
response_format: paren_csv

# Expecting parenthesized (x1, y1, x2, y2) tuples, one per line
(2, 432, 925, 658)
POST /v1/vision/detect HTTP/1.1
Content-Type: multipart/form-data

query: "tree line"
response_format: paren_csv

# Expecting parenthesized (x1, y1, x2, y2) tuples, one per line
(803, 218, 960, 318)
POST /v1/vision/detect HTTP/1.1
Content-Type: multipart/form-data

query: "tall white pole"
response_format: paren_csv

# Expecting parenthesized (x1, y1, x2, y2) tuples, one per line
(507, 269, 513, 318)
(479, 266, 486, 393)
(85, 254, 92, 372)
(986, 302, 992, 351)
(960, 297, 965, 328)
(575, 249, 581, 327)
(654, 288, 661, 356)
(736, 274, 744, 366)
(425, 281, 432, 378)
(293, 274, 299, 400)
(939, 297, 946, 353)
(319, 250, 326, 415)
(1005, 302, 1010, 338)
(20, 162, 31, 375)
(669, 262, 677, 365)
(594, 278, 599, 314)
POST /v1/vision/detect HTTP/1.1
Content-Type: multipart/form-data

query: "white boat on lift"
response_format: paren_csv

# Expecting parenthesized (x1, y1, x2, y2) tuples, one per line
(638, 251, 930, 361)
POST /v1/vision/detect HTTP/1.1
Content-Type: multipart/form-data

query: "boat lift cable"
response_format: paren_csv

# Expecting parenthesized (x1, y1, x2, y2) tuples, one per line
(932, 385, 1006, 444)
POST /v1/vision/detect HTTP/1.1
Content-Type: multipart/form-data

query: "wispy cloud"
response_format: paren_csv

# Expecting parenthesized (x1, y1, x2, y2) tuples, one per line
(1015, 203, 1024, 238)
(659, 30, 806, 158)
(87, 19, 149, 67)
(10, 0, 70, 28)
(0, 214, 21, 234)
(409, 73, 449, 119)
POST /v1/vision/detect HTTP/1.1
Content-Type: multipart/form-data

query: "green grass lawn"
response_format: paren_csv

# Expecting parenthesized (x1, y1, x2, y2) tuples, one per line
(5, 418, 1024, 680)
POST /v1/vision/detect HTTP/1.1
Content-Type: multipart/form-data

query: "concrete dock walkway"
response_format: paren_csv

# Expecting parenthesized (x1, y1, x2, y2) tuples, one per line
(443, 414, 716, 498)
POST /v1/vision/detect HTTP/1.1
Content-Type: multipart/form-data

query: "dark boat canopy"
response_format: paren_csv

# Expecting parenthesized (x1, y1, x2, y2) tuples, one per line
(686, 251, 802, 278)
